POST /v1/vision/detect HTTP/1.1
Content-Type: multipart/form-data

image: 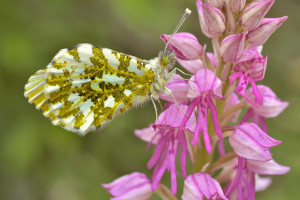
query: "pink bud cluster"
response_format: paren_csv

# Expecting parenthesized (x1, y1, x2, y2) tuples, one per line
(103, 0, 289, 199)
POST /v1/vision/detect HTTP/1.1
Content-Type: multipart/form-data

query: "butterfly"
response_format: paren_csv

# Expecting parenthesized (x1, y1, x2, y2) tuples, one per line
(24, 9, 191, 136)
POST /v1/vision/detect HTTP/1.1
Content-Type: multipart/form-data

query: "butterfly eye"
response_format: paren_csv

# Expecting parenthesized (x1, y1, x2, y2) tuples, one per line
(160, 56, 169, 67)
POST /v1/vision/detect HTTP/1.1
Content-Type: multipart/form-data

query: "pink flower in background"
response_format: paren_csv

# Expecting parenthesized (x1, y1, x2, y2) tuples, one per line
(102, 172, 152, 200)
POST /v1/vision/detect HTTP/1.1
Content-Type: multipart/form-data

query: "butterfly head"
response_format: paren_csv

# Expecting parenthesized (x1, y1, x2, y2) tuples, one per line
(159, 49, 176, 70)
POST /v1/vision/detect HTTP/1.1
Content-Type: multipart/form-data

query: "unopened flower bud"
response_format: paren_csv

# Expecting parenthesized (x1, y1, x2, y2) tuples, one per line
(248, 16, 288, 46)
(196, 0, 225, 38)
(228, 0, 246, 12)
(241, 0, 275, 31)
(221, 33, 245, 62)
(161, 32, 203, 60)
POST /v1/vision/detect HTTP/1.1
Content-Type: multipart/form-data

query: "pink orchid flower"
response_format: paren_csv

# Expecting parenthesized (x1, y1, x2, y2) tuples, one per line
(230, 50, 267, 106)
(102, 172, 152, 200)
(147, 104, 196, 195)
(181, 69, 223, 153)
(182, 172, 228, 200)
(241, 85, 289, 133)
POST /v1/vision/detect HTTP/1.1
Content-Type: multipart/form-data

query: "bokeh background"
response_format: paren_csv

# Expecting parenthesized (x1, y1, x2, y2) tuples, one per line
(1, 0, 299, 199)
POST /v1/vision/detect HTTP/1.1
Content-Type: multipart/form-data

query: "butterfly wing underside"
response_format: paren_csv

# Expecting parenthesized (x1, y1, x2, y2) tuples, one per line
(24, 43, 156, 135)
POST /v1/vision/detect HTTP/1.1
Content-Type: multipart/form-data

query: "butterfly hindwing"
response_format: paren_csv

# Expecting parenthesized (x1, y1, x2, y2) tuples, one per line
(25, 43, 156, 135)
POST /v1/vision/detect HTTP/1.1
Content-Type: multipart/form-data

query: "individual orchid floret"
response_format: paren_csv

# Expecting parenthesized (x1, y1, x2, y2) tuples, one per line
(102, 172, 152, 200)
(148, 104, 196, 195)
(180, 69, 223, 153)
(248, 16, 288, 46)
(247, 85, 289, 118)
(228, 0, 246, 12)
(229, 50, 267, 106)
(241, 85, 289, 133)
(241, 0, 275, 31)
(196, 0, 225, 38)
(221, 33, 245, 62)
(182, 172, 228, 200)
(224, 157, 255, 200)
(229, 123, 281, 162)
(206, 0, 225, 9)
(159, 75, 189, 104)
(161, 32, 202, 60)
(225, 156, 289, 200)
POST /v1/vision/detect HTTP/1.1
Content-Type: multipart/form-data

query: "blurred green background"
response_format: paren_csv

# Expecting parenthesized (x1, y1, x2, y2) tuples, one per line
(0, 0, 299, 199)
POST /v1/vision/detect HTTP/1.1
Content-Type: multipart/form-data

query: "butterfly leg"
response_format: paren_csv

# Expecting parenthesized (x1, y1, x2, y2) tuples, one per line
(164, 87, 189, 118)
(170, 67, 192, 77)
(150, 95, 158, 122)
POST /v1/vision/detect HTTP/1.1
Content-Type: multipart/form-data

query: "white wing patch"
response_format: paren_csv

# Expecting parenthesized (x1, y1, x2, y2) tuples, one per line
(102, 73, 125, 85)
(104, 96, 115, 108)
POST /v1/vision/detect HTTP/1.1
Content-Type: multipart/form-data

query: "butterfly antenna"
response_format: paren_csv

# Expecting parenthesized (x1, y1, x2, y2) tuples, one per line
(163, 8, 191, 54)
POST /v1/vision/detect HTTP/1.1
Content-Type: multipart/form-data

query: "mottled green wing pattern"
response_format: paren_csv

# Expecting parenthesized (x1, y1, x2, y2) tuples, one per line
(24, 43, 156, 135)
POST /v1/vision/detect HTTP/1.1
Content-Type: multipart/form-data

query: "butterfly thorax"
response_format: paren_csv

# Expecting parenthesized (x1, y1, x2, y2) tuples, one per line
(148, 50, 176, 100)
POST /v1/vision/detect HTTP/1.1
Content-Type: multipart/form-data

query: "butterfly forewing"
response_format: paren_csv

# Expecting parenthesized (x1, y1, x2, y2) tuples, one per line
(25, 43, 156, 135)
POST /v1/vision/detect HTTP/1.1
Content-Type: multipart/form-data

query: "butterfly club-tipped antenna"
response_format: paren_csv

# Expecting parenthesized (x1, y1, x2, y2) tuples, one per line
(163, 8, 191, 54)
